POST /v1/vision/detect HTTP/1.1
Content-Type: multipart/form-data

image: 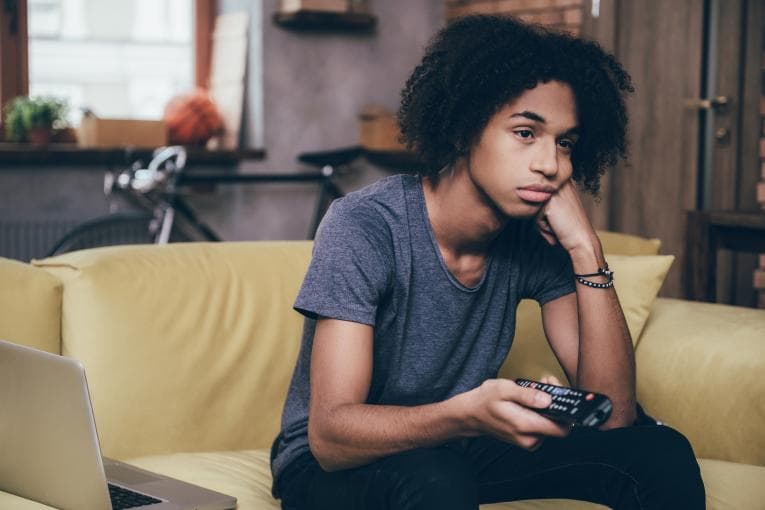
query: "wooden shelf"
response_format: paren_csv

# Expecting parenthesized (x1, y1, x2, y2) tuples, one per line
(294, 145, 425, 173)
(273, 10, 377, 31)
(0, 143, 266, 167)
(363, 148, 426, 173)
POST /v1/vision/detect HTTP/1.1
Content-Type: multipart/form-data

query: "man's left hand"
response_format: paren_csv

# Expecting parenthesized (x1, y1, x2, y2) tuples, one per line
(535, 180, 598, 255)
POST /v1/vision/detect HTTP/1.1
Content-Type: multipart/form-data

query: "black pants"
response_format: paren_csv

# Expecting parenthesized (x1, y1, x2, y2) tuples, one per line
(276, 424, 705, 510)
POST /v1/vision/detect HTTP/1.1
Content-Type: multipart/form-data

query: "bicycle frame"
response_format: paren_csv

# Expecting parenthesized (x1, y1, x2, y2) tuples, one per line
(105, 146, 222, 244)
(106, 146, 347, 244)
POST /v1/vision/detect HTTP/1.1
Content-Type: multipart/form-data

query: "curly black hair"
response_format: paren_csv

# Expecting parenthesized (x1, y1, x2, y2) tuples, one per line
(398, 15, 633, 194)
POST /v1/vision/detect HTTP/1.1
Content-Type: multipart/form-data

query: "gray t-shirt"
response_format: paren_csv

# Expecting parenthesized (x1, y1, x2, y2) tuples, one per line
(270, 174, 575, 490)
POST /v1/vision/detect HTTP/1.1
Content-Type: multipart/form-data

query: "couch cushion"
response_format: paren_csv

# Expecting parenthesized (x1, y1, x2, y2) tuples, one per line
(606, 254, 674, 345)
(699, 458, 765, 510)
(124, 449, 765, 510)
(596, 230, 661, 256)
(2, 453, 761, 510)
(0, 492, 55, 509)
(124, 449, 606, 510)
(34, 242, 312, 460)
(127, 450, 278, 510)
(635, 298, 765, 466)
(0, 257, 61, 354)
(498, 255, 674, 383)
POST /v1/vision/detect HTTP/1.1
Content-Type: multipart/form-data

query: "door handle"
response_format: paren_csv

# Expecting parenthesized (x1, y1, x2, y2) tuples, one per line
(684, 96, 730, 113)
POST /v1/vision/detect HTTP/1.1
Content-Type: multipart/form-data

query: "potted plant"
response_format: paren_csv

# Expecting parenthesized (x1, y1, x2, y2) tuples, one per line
(3, 95, 69, 144)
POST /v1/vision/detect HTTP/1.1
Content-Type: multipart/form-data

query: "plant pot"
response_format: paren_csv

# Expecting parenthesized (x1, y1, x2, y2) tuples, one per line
(28, 127, 53, 145)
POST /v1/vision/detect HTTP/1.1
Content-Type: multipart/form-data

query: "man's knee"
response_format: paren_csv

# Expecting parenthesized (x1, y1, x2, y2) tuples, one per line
(387, 448, 478, 510)
(632, 426, 705, 507)
(648, 426, 701, 474)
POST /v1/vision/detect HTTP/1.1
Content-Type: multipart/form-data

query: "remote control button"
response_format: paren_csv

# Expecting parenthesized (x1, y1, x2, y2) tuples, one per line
(585, 393, 594, 401)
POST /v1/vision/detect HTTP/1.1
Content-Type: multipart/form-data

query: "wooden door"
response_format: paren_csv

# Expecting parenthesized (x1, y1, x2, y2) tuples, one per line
(708, 0, 763, 306)
(608, 0, 705, 299)
(583, 0, 763, 305)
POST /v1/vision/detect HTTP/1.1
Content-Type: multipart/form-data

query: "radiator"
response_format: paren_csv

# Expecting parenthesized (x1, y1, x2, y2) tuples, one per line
(0, 220, 83, 262)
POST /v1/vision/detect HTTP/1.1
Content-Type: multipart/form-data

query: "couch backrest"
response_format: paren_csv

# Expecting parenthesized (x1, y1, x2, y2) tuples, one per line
(0, 257, 61, 354)
(596, 230, 661, 255)
(34, 242, 313, 459)
(24, 229, 661, 460)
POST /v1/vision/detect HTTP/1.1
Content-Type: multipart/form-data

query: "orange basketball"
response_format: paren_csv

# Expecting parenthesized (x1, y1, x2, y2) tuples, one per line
(164, 89, 224, 145)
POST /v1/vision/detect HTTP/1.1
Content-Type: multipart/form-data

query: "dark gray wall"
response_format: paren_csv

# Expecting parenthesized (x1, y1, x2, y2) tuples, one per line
(243, 0, 443, 168)
(208, 0, 445, 240)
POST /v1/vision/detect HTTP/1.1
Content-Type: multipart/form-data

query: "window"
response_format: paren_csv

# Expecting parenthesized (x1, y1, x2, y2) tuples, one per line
(28, 0, 193, 123)
(1, 0, 214, 129)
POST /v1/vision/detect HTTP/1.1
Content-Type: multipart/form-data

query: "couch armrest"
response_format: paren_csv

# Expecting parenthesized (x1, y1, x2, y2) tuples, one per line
(0, 491, 54, 509)
(0, 257, 61, 354)
(635, 298, 765, 466)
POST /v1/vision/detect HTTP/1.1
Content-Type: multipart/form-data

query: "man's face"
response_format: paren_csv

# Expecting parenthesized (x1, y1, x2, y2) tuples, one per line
(466, 80, 579, 219)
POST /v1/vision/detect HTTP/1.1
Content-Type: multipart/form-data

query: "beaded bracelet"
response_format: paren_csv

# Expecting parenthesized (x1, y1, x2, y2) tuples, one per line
(574, 265, 614, 289)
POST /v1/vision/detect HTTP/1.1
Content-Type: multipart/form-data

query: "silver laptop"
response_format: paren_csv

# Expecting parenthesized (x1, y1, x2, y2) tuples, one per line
(0, 339, 237, 510)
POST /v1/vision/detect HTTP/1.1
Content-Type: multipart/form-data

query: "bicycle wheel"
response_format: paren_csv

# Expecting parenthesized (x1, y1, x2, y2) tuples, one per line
(44, 212, 190, 257)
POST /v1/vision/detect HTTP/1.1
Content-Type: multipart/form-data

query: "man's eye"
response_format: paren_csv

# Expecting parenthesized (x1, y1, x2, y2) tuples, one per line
(515, 129, 534, 139)
(558, 139, 575, 150)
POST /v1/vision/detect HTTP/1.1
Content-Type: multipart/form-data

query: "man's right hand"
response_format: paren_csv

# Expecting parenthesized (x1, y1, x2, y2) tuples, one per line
(456, 377, 571, 450)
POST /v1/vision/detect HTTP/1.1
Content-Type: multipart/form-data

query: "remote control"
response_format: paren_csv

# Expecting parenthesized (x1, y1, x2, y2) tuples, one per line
(515, 378, 613, 427)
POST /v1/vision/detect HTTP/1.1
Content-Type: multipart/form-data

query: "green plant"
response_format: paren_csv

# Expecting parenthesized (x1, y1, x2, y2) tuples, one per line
(3, 95, 69, 142)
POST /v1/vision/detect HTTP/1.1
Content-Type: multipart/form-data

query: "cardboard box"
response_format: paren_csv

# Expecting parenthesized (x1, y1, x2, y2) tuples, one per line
(279, 0, 348, 13)
(359, 105, 406, 152)
(77, 117, 167, 148)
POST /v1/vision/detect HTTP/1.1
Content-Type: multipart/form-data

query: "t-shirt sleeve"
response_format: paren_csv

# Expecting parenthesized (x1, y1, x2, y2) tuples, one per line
(294, 199, 393, 326)
(519, 225, 576, 305)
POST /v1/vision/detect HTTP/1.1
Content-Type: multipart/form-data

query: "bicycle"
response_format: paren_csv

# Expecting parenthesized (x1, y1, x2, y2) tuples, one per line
(45, 145, 358, 256)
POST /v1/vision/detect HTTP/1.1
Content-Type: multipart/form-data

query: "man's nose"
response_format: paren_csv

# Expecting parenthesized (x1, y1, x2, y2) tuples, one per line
(530, 140, 559, 178)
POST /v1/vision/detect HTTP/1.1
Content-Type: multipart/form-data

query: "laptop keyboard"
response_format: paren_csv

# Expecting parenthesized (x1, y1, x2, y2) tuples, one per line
(108, 483, 162, 509)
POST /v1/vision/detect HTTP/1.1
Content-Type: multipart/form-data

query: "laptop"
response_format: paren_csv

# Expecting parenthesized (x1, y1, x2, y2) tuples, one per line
(0, 339, 237, 510)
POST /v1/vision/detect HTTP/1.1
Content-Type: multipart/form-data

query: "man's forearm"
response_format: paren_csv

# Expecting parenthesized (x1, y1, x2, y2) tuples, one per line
(309, 396, 472, 472)
(569, 243, 637, 428)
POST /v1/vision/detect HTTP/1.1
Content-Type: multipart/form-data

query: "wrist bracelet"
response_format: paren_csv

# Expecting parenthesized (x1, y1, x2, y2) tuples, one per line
(574, 264, 614, 289)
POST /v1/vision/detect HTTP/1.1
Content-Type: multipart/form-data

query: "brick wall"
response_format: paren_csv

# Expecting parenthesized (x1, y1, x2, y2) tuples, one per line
(445, 0, 584, 36)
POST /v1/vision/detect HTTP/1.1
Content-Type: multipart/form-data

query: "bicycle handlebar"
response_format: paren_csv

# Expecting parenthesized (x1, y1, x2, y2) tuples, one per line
(148, 146, 187, 174)
(108, 146, 188, 195)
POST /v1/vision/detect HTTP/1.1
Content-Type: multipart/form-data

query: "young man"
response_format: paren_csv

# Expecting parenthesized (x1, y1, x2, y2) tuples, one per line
(270, 15, 705, 510)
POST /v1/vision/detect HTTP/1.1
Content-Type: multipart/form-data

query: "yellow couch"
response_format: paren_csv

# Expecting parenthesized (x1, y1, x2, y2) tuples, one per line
(1, 233, 764, 509)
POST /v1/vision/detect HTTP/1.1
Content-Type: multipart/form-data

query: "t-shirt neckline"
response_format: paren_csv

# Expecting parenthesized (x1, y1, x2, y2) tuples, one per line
(411, 175, 493, 293)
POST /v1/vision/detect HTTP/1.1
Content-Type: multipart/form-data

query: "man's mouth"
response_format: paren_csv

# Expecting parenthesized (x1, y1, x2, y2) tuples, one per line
(517, 185, 555, 203)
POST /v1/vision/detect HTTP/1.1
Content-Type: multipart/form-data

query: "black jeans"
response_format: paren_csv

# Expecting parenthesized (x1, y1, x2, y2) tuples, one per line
(276, 424, 705, 510)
